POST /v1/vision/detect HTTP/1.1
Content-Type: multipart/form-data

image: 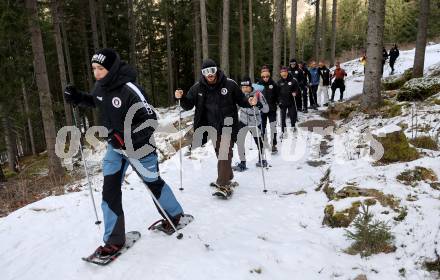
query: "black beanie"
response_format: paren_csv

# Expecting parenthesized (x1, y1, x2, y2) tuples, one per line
(201, 58, 217, 69)
(91, 48, 117, 70)
(289, 58, 297, 64)
(240, 76, 253, 87)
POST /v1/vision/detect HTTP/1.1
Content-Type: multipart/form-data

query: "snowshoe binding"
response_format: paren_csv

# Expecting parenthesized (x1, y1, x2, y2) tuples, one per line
(148, 213, 194, 235)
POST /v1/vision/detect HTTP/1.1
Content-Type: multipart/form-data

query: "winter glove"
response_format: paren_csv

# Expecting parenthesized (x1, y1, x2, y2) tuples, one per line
(64, 85, 82, 105)
(108, 129, 125, 150)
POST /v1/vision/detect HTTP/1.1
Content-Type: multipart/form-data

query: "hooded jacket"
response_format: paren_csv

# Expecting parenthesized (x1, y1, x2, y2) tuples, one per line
(76, 54, 157, 154)
(238, 84, 269, 127)
(180, 69, 251, 143)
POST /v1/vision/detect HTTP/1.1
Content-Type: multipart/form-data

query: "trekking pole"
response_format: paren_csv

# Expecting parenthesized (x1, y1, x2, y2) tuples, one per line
(252, 106, 268, 193)
(177, 99, 183, 191)
(72, 106, 101, 226)
(292, 92, 299, 131)
(120, 150, 184, 239)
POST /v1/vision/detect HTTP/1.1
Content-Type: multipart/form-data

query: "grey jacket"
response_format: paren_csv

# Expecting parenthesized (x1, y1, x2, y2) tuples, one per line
(238, 84, 269, 127)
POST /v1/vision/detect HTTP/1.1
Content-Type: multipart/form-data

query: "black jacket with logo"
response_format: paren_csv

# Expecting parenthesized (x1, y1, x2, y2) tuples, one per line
(257, 78, 279, 112)
(180, 70, 251, 143)
(277, 74, 299, 108)
(289, 66, 306, 86)
(318, 66, 331, 86)
(76, 56, 157, 153)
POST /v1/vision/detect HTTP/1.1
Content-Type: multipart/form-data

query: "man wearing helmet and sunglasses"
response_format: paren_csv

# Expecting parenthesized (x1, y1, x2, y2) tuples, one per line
(175, 59, 257, 197)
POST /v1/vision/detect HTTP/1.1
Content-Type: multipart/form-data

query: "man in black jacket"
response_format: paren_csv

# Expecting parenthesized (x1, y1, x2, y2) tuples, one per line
(258, 65, 279, 153)
(389, 44, 399, 74)
(175, 59, 257, 195)
(317, 61, 331, 106)
(64, 48, 184, 256)
(382, 47, 389, 76)
(277, 66, 299, 138)
(288, 59, 305, 112)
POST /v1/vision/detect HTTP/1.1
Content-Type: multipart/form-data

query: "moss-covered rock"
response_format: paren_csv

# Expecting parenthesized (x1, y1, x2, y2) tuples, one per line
(397, 77, 440, 101)
(396, 166, 438, 186)
(334, 186, 400, 210)
(379, 99, 406, 118)
(372, 126, 419, 164)
(323, 102, 358, 120)
(323, 202, 361, 228)
(383, 68, 413, 91)
(409, 136, 439, 150)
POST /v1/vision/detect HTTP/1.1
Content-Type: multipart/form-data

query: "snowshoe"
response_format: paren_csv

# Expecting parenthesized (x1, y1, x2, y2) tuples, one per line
(148, 214, 194, 235)
(232, 162, 247, 172)
(210, 181, 239, 188)
(82, 231, 141, 266)
(256, 160, 268, 168)
(212, 185, 233, 199)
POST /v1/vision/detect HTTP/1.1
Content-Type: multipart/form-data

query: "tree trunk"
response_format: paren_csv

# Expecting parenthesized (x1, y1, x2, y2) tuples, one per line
(283, 0, 287, 66)
(0, 164, 6, 182)
(51, 0, 73, 127)
(314, 0, 320, 61)
(361, 0, 386, 110)
(200, 0, 209, 59)
(145, 1, 157, 106)
(127, 0, 137, 67)
(220, 0, 230, 75)
(193, 0, 202, 81)
(1, 106, 18, 173)
(412, 0, 430, 78)
(25, 0, 64, 176)
(97, 0, 107, 48)
(89, 0, 99, 50)
(166, 22, 174, 106)
(80, 1, 97, 126)
(321, 0, 327, 60)
(21, 79, 36, 156)
(330, 0, 337, 67)
(60, 16, 74, 84)
(239, 0, 246, 75)
(290, 0, 298, 60)
(272, 0, 284, 81)
(248, 0, 254, 81)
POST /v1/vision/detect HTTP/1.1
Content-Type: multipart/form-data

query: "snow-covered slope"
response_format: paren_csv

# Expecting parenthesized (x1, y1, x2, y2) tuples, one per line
(1, 44, 440, 280)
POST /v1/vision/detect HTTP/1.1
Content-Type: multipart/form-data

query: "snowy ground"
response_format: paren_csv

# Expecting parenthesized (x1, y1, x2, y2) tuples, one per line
(1, 44, 440, 280)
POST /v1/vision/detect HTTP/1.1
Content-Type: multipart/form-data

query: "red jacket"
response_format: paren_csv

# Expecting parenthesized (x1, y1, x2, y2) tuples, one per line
(333, 68, 347, 80)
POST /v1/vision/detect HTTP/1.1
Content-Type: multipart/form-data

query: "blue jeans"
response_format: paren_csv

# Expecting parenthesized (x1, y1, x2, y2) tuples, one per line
(101, 145, 183, 245)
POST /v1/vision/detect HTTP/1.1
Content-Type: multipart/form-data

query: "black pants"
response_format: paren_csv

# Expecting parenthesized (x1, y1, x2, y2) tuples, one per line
(331, 79, 345, 101)
(310, 85, 318, 106)
(261, 110, 277, 147)
(280, 105, 297, 133)
(390, 59, 396, 72)
(301, 85, 308, 110)
(295, 88, 302, 111)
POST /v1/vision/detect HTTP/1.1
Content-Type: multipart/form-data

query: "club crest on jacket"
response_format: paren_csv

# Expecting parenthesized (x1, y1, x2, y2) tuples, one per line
(221, 88, 228, 95)
(112, 97, 122, 108)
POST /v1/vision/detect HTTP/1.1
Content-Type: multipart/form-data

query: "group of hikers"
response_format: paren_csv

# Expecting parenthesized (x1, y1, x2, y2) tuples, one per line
(175, 58, 349, 186)
(63, 47, 352, 258)
(360, 44, 400, 75)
